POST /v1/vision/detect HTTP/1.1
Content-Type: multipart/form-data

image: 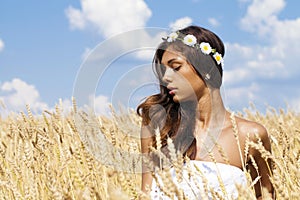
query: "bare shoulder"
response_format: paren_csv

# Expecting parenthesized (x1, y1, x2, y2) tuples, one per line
(234, 115, 269, 142)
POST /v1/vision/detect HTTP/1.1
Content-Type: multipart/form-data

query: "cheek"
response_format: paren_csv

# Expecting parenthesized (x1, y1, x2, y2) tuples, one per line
(176, 79, 200, 101)
(174, 66, 206, 99)
(182, 65, 203, 84)
(192, 77, 205, 90)
(184, 71, 205, 91)
(186, 75, 206, 100)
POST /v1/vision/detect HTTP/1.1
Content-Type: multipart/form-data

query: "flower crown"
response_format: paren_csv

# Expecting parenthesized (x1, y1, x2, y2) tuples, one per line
(163, 31, 224, 66)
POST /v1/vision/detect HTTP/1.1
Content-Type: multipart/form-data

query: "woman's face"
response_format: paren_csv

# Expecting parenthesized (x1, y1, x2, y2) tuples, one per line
(161, 49, 206, 102)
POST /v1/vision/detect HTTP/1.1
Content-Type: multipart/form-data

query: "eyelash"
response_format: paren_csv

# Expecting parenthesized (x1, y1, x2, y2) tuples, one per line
(173, 65, 181, 71)
(160, 64, 181, 72)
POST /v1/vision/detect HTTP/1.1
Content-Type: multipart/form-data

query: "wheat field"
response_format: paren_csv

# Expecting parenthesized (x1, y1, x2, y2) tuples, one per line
(0, 100, 299, 199)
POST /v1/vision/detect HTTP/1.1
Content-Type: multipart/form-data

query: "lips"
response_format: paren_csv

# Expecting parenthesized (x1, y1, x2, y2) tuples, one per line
(167, 86, 177, 95)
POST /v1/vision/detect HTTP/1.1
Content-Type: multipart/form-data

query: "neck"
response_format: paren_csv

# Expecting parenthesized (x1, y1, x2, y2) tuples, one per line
(196, 88, 226, 130)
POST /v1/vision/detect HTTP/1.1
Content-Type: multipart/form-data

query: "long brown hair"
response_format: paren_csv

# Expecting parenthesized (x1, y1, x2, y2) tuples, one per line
(137, 25, 225, 159)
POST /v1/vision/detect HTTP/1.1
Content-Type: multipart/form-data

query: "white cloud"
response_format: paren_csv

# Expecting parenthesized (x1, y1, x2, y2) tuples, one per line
(65, 0, 152, 38)
(89, 94, 110, 115)
(223, 68, 252, 85)
(0, 78, 112, 116)
(225, 42, 254, 59)
(0, 78, 110, 117)
(208, 18, 220, 27)
(0, 39, 4, 52)
(224, 83, 260, 109)
(240, 0, 300, 63)
(132, 30, 167, 60)
(240, 0, 286, 36)
(80, 28, 167, 62)
(79, 16, 189, 62)
(224, 42, 288, 85)
(0, 78, 49, 113)
(134, 49, 156, 61)
(223, 0, 300, 87)
(65, 6, 86, 30)
(169, 17, 193, 31)
(66, 1, 168, 62)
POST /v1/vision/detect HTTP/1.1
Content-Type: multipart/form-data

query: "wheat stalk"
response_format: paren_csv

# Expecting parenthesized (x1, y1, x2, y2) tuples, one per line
(0, 101, 299, 199)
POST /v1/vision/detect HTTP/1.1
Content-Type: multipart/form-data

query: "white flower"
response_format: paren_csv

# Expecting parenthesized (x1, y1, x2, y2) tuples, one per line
(213, 52, 224, 65)
(163, 32, 224, 66)
(183, 34, 197, 46)
(167, 32, 178, 42)
(200, 42, 212, 55)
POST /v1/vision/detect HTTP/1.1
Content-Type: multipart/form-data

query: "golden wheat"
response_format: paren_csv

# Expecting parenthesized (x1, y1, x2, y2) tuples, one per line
(0, 102, 299, 199)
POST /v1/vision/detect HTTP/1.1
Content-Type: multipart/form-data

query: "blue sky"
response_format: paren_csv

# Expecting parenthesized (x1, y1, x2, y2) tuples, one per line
(1, 0, 300, 115)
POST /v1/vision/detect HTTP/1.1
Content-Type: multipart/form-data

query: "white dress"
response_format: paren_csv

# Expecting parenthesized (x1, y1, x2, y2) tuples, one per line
(150, 161, 247, 199)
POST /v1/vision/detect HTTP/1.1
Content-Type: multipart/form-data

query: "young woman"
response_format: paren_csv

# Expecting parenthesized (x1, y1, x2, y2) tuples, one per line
(137, 25, 273, 199)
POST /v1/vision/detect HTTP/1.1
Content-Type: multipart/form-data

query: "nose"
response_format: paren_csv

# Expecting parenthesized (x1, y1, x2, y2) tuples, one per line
(162, 67, 173, 83)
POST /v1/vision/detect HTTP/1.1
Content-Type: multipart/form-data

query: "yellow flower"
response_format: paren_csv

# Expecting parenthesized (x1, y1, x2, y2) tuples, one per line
(200, 42, 212, 55)
(213, 52, 224, 65)
(163, 32, 224, 67)
(183, 34, 197, 46)
(167, 32, 178, 42)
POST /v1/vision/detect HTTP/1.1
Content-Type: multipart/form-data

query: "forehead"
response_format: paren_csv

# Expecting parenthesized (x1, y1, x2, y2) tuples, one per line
(161, 48, 186, 65)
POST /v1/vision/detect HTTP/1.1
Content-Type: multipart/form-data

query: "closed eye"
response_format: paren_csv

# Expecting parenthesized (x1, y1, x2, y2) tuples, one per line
(170, 60, 184, 71)
(173, 65, 181, 71)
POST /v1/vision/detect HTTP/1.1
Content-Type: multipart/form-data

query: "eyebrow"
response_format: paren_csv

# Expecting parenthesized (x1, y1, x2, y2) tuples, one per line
(167, 58, 177, 65)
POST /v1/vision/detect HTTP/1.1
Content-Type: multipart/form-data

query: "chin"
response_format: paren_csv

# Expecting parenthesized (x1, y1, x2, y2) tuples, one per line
(171, 94, 180, 103)
(174, 95, 199, 105)
(172, 97, 179, 103)
(172, 95, 189, 103)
